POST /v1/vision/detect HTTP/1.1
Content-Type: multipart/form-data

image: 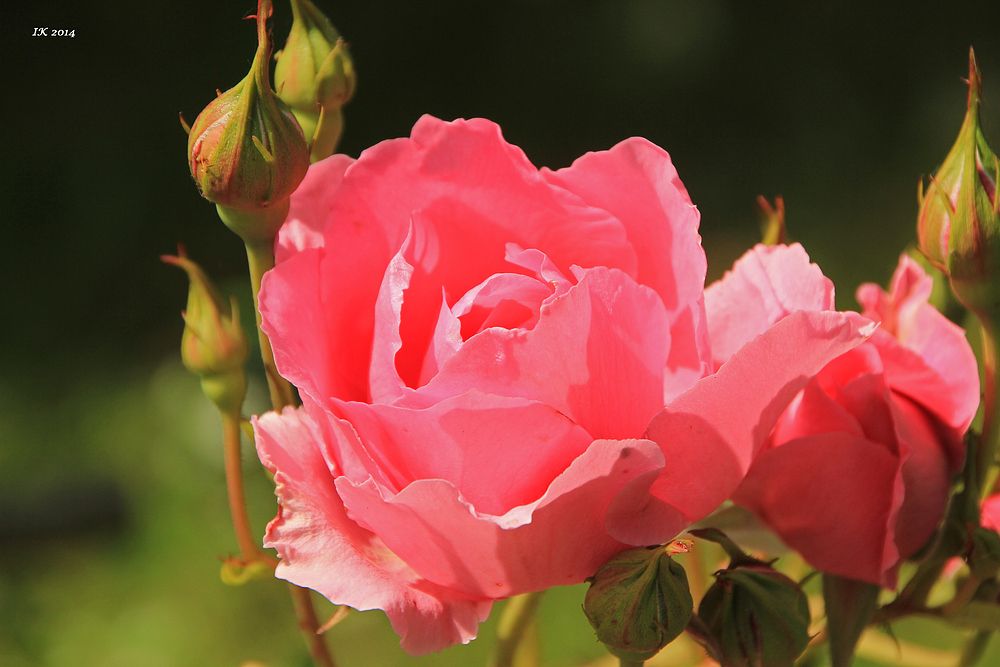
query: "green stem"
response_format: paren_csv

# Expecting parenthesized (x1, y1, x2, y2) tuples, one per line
(618, 660, 645, 667)
(222, 409, 262, 560)
(982, 317, 1000, 499)
(310, 105, 344, 163)
(491, 591, 545, 667)
(245, 239, 298, 410)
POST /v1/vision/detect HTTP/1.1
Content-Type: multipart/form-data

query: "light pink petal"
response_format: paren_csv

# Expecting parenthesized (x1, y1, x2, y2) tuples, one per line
(610, 310, 874, 546)
(254, 407, 492, 656)
(732, 433, 900, 587)
(542, 138, 711, 390)
(504, 244, 575, 302)
(403, 267, 672, 440)
(367, 233, 414, 404)
(857, 254, 979, 433)
(451, 271, 552, 339)
(334, 391, 594, 516)
(335, 438, 665, 598)
(705, 243, 836, 370)
(418, 290, 463, 386)
(260, 248, 344, 405)
(276, 153, 355, 261)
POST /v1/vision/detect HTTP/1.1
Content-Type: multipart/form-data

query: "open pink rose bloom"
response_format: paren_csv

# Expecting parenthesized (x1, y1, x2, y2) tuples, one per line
(254, 116, 874, 654)
(732, 253, 979, 587)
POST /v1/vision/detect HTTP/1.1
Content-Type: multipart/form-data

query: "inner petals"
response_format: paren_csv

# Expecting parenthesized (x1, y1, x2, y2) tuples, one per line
(452, 273, 553, 339)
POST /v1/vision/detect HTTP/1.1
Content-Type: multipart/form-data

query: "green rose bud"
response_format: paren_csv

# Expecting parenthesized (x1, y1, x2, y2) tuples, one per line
(162, 250, 248, 414)
(690, 528, 811, 667)
(187, 0, 309, 215)
(275, 0, 356, 161)
(584, 542, 694, 662)
(698, 564, 811, 667)
(916, 49, 1000, 323)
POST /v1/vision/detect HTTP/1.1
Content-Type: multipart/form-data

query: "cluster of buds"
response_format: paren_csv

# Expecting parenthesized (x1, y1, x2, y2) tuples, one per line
(917, 49, 1000, 323)
(275, 0, 356, 162)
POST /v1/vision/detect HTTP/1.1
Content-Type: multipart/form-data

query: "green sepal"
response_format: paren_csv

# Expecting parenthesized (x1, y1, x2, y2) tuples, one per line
(822, 574, 880, 667)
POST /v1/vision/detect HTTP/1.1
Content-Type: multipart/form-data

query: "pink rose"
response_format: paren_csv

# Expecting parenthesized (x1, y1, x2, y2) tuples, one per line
(253, 117, 870, 654)
(731, 252, 980, 587)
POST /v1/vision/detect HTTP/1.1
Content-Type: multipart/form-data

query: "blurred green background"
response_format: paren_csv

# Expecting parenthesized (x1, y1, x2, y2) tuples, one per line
(4, 1, 1000, 665)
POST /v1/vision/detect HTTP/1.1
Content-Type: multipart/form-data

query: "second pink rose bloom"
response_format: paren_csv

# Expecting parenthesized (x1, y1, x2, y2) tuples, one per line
(731, 252, 980, 588)
(253, 116, 871, 653)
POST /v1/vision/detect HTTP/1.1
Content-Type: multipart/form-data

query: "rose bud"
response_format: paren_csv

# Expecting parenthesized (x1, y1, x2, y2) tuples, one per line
(691, 528, 811, 667)
(187, 0, 309, 240)
(275, 0, 355, 161)
(583, 542, 694, 662)
(917, 49, 1000, 322)
(162, 250, 248, 414)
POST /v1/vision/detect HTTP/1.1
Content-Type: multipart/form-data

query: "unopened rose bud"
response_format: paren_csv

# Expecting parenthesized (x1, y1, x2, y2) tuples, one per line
(584, 542, 694, 662)
(968, 526, 1000, 580)
(690, 528, 810, 667)
(275, 0, 355, 161)
(917, 49, 1000, 322)
(162, 251, 248, 414)
(187, 0, 309, 224)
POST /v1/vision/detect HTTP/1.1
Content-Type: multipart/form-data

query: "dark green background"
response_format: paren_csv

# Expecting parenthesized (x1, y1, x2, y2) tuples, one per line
(3, 1, 1000, 665)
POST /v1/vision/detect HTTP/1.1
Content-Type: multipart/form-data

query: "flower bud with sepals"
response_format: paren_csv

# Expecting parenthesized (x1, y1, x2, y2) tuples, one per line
(187, 0, 309, 241)
(917, 49, 1000, 324)
(690, 528, 811, 667)
(583, 541, 694, 662)
(162, 249, 248, 414)
(275, 0, 355, 162)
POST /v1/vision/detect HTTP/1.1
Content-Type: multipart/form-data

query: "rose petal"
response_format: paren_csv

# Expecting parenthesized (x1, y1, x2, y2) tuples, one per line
(254, 407, 492, 656)
(732, 432, 900, 587)
(403, 266, 672, 440)
(334, 391, 594, 516)
(276, 153, 356, 261)
(335, 438, 665, 598)
(609, 310, 874, 546)
(705, 243, 836, 370)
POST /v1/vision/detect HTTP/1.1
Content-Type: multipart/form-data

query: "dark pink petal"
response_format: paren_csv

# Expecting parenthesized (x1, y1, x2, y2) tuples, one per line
(768, 380, 865, 447)
(334, 438, 665, 598)
(610, 310, 873, 546)
(451, 272, 552, 339)
(403, 267, 672, 440)
(890, 394, 952, 560)
(733, 433, 901, 587)
(334, 391, 594, 516)
(254, 407, 493, 655)
(705, 244, 836, 370)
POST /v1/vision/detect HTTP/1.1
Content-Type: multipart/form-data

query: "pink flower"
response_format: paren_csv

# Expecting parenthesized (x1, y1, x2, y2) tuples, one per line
(731, 252, 980, 587)
(982, 495, 1000, 533)
(253, 117, 871, 654)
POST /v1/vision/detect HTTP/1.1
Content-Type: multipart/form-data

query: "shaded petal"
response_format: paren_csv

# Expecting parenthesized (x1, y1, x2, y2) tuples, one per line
(335, 438, 665, 598)
(610, 310, 874, 546)
(705, 243, 835, 370)
(733, 433, 900, 587)
(254, 407, 492, 656)
(403, 267, 672, 440)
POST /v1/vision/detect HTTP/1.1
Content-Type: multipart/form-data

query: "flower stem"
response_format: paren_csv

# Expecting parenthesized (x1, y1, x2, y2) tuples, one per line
(981, 316, 1000, 499)
(222, 409, 262, 560)
(289, 583, 338, 667)
(618, 660, 645, 667)
(245, 238, 298, 410)
(491, 591, 545, 667)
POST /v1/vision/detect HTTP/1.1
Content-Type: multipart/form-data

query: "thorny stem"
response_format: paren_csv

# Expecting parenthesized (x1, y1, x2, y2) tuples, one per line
(245, 238, 298, 410)
(491, 591, 545, 667)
